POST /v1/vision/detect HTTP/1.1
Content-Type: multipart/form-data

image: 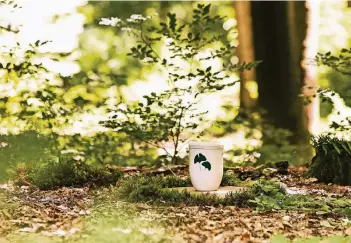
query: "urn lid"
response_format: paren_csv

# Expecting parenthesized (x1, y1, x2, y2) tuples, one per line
(189, 141, 224, 150)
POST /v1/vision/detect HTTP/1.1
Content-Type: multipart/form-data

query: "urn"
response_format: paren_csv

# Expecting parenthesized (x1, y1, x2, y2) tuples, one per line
(189, 141, 224, 191)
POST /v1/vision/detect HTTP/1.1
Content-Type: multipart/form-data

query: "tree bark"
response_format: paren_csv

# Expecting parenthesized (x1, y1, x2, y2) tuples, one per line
(250, 1, 309, 143)
(303, 0, 319, 135)
(234, 1, 257, 109)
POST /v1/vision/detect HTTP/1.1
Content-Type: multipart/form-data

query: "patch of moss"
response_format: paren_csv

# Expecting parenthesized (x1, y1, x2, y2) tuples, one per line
(117, 176, 283, 207)
(116, 175, 351, 218)
(117, 175, 221, 206)
(19, 155, 123, 190)
(159, 175, 191, 188)
(223, 180, 287, 208)
(221, 173, 244, 186)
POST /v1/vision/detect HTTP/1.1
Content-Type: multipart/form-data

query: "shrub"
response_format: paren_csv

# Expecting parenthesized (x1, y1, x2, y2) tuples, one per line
(100, 4, 260, 164)
(306, 135, 351, 185)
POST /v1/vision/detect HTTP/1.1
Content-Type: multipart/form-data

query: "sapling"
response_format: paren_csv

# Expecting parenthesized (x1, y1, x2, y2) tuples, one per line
(100, 4, 260, 165)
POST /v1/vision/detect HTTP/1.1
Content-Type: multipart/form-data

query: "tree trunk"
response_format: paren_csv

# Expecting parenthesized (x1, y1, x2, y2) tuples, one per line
(303, 0, 320, 135)
(250, 1, 309, 143)
(234, 1, 257, 109)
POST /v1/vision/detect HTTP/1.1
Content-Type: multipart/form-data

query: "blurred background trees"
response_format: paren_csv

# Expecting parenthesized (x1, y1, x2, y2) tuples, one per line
(1, 0, 351, 181)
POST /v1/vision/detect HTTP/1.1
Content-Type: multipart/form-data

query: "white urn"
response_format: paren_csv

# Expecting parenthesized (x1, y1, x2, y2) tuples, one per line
(189, 141, 224, 191)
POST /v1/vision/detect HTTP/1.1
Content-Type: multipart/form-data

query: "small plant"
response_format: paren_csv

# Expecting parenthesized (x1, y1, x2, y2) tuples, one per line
(306, 135, 351, 185)
(99, 4, 260, 164)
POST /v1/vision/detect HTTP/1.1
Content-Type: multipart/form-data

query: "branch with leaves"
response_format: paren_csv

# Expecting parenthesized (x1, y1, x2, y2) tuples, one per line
(100, 4, 260, 165)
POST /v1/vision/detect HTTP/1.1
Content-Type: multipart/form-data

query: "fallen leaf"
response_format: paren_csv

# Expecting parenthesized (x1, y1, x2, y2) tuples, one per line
(320, 220, 332, 228)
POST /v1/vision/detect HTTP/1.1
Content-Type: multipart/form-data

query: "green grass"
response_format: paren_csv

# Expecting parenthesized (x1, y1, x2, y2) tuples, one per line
(6, 201, 173, 243)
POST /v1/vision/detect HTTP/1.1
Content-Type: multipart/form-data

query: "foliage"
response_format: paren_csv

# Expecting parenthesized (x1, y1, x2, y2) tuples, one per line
(212, 107, 306, 165)
(306, 135, 351, 185)
(19, 154, 123, 189)
(0, 131, 52, 181)
(302, 48, 351, 181)
(99, 4, 260, 164)
(223, 180, 286, 208)
(59, 131, 158, 166)
(315, 48, 351, 76)
(0, 1, 82, 134)
(1, 131, 157, 182)
(305, 47, 351, 132)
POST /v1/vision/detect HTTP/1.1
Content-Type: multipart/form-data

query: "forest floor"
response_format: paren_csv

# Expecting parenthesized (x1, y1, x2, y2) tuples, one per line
(0, 167, 351, 243)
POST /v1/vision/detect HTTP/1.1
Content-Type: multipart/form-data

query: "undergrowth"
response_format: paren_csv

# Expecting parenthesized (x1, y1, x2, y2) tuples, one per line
(15, 159, 243, 190)
(16, 155, 123, 190)
(221, 173, 244, 186)
(117, 175, 221, 206)
(307, 135, 351, 185)
(116, 175, 351, 218)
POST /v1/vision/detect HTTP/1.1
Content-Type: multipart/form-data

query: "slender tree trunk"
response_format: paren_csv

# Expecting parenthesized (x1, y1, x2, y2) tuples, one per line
(303, 0, 320, 135)
(234, 1, 257, 109)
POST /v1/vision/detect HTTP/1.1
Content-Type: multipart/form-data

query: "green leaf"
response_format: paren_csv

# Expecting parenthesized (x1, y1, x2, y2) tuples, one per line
(341, 48, 348, 53)
(332, 142, 341, 154)
(194, 153, 206, 164)
(201, 161, 211, 171)
(167, 13, 177, 32)
(320, 220, 332, 227)
(340, 142, 351, 155)
(203, 4, 210, 15)
(347, 142, 351, 153)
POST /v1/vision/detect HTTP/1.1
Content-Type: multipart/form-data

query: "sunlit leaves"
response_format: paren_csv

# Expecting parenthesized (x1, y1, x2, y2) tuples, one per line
(100, 4, 259, 164)
(315, 48, 351, 76)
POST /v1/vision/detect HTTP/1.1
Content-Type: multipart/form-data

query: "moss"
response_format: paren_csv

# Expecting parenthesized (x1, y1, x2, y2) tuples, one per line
(116, 175, 351, 218)
(159, 175, 191, 188)
(20, 155, 123, 190)
(117, 175, 221, 206)
(221, 173, 243, 186)
(223, 190, 256, 207)
(117, 176, 283, 207)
